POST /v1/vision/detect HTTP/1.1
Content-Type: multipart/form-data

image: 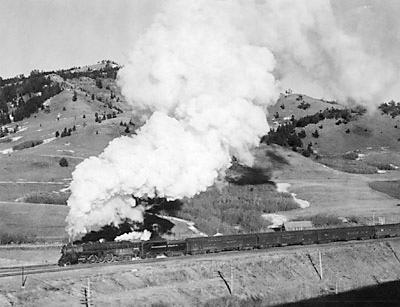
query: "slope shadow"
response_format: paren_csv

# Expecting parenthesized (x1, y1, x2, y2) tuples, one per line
(275, 280, 400, 307)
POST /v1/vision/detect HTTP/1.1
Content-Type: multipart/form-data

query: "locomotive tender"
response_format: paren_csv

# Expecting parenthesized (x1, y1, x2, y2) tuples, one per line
(58, 223, 400, 266)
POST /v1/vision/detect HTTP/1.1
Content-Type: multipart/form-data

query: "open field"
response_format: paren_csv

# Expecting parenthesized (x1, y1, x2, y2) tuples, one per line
(369, 180, 400, 200)
(0, 202, 68, 242)
(1, 238, 399, 306)
(264, 146, 400, 223)
(316, 149, 400, 174)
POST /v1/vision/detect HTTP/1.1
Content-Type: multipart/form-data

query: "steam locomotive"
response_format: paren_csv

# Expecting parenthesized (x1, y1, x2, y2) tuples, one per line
(58, 223, 400, 266)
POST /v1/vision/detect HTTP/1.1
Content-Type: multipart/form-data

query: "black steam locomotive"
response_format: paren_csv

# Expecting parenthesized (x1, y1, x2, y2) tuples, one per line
(58, 223, 400, 266)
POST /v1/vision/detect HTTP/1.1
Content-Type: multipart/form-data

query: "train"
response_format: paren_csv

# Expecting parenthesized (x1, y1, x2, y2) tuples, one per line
(58, 223, 400, 266)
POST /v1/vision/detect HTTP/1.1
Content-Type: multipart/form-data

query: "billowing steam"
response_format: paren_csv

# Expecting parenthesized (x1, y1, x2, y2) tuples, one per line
(66, 0, 398, 238)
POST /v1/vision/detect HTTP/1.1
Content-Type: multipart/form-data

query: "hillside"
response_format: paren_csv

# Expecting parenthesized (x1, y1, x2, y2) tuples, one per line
(0, 63, 137, 205)
(1, 66, 400, 243)
(267, 93, 400, 155)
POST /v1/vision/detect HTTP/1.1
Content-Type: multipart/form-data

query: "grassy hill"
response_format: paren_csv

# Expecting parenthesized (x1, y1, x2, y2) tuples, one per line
(268, 93, 400, 154)
(1, 65, 400, 242)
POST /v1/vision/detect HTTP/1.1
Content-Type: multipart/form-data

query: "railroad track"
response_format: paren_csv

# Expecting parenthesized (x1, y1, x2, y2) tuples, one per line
(0, 264, 61, 278)
(1, 236, 399, 279)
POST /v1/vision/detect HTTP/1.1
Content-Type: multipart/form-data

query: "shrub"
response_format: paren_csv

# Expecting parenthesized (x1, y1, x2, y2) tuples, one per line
(342, 151, 358, 160)
(297, 130, 306, 138)
(96, 78, 103, 89)
(297, 101, 310, 110)
(0, 233, 37, 244)
(59, 157, 68, 167)
(294, 214, 344, 228)
(176, 183, 298, 235)
(24, 192, 70, 205)
(12, 140, 43, 151)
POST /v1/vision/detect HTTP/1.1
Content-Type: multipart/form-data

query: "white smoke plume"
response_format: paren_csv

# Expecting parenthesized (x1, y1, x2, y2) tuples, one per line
(66, 0, 398, 238)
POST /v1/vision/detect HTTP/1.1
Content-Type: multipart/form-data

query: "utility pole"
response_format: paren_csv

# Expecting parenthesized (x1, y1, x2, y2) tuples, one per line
(230, 262, 234, 295)
(81, 278, 93, 306)
(318, 250, 323, 280)
(21, 266, 27, 288)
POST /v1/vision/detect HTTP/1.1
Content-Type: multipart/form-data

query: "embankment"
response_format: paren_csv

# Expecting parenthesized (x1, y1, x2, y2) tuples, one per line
(2, 238, 400, 306)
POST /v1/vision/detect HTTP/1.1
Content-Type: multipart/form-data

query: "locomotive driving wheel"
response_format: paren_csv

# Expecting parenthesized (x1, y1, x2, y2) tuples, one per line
(87, 254, 98, 263)
(104, 253, 114, 263)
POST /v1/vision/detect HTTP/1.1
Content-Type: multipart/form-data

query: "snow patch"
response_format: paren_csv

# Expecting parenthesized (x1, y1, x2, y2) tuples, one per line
(0, 148, 13, 154)
(276, 182, 310, 208)
(276, 182, 290, 193)
(161, 215, 208, 237)
(292, 194, 310, 208)
(356, 153, 365, 161)
(43, 137, 56, 144)
(59, 186, 70, 193)
(11, 136, 23, 142)
(16, 127, 28, 133)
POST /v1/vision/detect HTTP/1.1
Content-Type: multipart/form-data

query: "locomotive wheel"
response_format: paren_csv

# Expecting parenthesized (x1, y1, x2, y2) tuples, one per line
(104, 254, 114, 263)
(87, 255, 98, 263)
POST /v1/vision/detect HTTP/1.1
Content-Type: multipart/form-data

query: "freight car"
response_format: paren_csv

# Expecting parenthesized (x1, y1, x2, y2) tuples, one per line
(58, 223, 400, 266)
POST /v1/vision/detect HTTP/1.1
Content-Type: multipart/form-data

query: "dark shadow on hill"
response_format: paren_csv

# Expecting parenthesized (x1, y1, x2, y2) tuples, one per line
(265, 149, 289, 166)
(203, 280, 400, 307)
(274, 280, 400, 307)
(226, 162, 274, 186)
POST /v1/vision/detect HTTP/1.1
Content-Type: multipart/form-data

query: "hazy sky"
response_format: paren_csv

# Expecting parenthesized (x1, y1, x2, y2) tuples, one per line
(0, 0, 399, 78)
(0, 0, 158, 77)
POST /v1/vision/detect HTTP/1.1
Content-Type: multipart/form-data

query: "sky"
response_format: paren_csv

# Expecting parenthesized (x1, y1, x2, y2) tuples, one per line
(0, 0, 399, 78)
(0, 0, 158, 77)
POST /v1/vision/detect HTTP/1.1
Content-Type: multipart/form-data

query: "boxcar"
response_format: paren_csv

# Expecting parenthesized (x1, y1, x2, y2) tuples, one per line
(374, 223, 400, 238)
(281, 230, 317, 246)
(256, 232, 282, 248)
(343, 226, 375, 241)
(186, 234, 257, 254)
(316, 228, 349, 243)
